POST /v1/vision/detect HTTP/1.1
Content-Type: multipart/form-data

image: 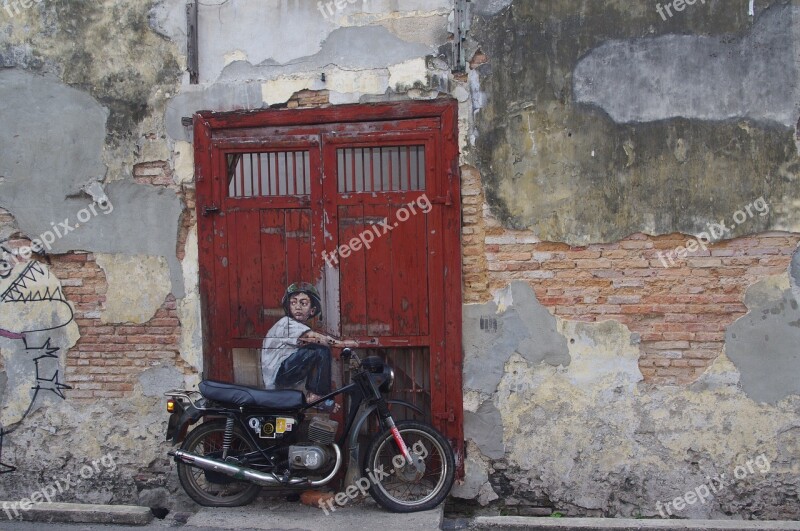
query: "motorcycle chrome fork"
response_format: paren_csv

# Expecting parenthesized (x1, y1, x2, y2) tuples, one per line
(376, 401, 414, 465)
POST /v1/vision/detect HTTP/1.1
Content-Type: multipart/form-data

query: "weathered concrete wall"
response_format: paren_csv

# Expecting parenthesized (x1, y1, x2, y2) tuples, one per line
(469, 0, 800, 244)
(0, 0, 463, 511)
(0, 0, 798, 521)
(456, 0, 800, 520)
(0, 0, 196, 507)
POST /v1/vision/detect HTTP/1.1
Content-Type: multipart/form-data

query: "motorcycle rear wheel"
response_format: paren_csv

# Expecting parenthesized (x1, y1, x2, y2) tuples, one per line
(364, 420, 455, 513)
(177, 420, 262, 507)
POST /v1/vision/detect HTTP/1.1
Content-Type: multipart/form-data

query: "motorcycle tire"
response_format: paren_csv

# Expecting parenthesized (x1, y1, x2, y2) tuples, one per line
(177, 420, 262, 507)
(363, 420, 455, 513)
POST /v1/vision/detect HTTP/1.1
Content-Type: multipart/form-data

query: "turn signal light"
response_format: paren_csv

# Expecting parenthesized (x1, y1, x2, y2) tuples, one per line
(167, 399, 176, 413)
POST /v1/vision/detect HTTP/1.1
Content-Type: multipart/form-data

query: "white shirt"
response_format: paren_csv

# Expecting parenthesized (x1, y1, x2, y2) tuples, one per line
(261, 316, 311, 388)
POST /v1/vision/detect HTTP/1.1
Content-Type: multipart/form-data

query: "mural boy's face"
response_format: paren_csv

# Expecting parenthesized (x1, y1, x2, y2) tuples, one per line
(288, 293, 316, 323)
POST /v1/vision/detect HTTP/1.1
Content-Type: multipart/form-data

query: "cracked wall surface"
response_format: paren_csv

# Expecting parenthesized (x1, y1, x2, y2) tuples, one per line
(469, 0, 800, 244)
(460, 281, 800, 518)
(0, 0, 799, 520)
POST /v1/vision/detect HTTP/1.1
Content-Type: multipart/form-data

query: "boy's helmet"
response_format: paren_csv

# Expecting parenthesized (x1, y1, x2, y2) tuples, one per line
(281, 282, 323, 319)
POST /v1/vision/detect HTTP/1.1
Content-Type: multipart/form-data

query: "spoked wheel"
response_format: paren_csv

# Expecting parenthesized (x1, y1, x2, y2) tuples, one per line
(177, 420, 262, 507)
(364, 420, 455, 513)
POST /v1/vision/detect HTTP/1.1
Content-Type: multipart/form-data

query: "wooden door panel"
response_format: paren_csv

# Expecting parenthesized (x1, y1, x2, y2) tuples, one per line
(195, 101, 463, 472)
(389, 204, 428, 336)
(361, 203, 395, 337)
(228, 209, 263, 339)
(259, 210, 289, 329)
(338, 204, 368, 337)
(285, 209, 313, 296)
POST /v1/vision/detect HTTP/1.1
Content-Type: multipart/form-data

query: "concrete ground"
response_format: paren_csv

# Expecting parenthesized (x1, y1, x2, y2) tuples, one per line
(0, 500, 798, 530)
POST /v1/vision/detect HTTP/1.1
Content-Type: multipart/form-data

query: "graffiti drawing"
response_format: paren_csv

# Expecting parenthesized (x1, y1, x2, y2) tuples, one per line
(0, 242, 75, 473)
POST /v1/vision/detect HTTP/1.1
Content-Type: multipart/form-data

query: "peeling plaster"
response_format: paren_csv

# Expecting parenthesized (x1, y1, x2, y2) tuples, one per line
(463, 281, 570, 396)
(172, 141, 194, 185)
(470, 1, 800, 244)
(489, 321, 799, 518)
(726, 275, 800, 404)
(95, 254, 172, 325)
(574, 5, 800, 127)
(463, 280, 799, 516)
(464, 399, 505, 459)
(178, 227, 202, 377)
(217, 24, 435, 84)
(0, 70, 184, 296)
(791, 246, 800, 301)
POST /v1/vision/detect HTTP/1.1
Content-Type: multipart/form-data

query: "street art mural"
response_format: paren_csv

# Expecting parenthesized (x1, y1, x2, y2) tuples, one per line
(0, 242, 77, 473)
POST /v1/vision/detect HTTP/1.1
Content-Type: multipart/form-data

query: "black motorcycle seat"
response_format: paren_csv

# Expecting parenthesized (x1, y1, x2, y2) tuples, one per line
(198, 380, 306, 409)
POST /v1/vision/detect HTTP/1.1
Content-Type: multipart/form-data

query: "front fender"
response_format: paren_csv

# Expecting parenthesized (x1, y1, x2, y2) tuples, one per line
(344, 399, 424, 486)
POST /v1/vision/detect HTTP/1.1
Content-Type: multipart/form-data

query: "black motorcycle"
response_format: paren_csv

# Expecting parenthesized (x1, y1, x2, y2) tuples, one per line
(164, 348, 455, 513)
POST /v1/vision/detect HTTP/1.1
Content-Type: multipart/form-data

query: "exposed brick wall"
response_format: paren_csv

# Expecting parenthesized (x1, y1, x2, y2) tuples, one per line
(287, 89, 330, 108)
(48, 253, 191, 399)
(461, 178, 800, 384)
(461, 166, 489, 303)
(176, 185, 196, 261)
(133, 161, 174, 187)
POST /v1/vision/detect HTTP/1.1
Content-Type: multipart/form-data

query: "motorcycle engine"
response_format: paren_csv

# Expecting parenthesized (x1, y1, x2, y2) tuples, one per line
(289, 417, 339, 470)
(288, 444, 328, 470)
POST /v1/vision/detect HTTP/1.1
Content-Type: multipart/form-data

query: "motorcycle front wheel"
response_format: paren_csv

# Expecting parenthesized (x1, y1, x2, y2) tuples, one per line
(364, 420, 455, 513)
(177, 420, 262, 507)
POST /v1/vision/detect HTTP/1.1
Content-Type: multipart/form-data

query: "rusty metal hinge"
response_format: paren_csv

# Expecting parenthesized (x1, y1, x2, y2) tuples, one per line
(452, 0, 471, 72)
(186, 1, 199, 84)
(435, 408, 455, 423)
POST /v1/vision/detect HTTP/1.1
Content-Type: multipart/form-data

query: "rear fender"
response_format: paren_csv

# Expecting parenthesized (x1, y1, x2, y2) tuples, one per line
(166, 403, 204, 444)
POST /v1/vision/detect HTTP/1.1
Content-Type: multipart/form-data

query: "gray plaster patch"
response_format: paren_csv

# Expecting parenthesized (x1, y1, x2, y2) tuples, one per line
(0, 70, 185, 296)
(726, 288, 800, 403)
(183, 0, 448, 83)
(464, 399, 505, 459)
(450, 449, 489, 500)
(165, 82, 264, 142)
(218, 26, 435, 82)
(0, 69, 108, 207)
(463, 281, 570, 395)
(139, 365, 183, 397)
(472, 0, 513, 16)
(574, 4, 800, 127)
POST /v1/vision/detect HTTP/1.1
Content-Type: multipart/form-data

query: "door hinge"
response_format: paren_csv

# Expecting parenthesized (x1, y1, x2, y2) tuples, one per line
(435, 408, 455, 423)
(430, 190, 453, 206)
(203, 205, 220, 216)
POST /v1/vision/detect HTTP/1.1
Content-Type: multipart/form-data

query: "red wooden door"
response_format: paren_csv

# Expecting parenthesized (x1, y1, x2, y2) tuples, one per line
(194, 101, 464, 464)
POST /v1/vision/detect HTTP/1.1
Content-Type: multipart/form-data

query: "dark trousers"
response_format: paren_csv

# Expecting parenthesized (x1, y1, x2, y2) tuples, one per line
(274, 344, 332, 396)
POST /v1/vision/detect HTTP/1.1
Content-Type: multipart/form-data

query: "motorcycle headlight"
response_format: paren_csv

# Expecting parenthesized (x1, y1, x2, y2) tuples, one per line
(379, 366, 394, 394)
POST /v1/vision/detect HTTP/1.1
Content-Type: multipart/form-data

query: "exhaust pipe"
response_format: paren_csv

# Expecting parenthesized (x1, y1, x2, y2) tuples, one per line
(169, 444, 341, 487)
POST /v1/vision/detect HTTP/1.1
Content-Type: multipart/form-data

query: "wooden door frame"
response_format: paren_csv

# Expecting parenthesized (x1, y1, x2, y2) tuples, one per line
(193, 99, 464, 468)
